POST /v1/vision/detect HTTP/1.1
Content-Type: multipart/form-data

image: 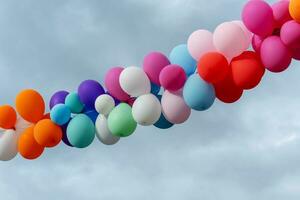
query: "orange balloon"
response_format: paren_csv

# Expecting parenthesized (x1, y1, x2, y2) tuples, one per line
(34, 119, 62, 148)
(0, 105, 17, 129)
(230, 51, 265, 90)
(18, 126, 44, 160)
(15, 89, 45, 123)
(289, 0, 300, 23)
(197, 52, 230, 84)
(214, 72, 243, 104)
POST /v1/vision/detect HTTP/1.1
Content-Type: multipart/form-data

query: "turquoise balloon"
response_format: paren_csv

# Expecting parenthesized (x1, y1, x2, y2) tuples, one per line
(50, 104, 71, 125)
(65, 92, 84, 114)
(154, 95, 173, 129)
(183, 74, 215, 111)
(66, 114, 95, 148)
(169, 44, 196, 76)
(107, 103, 137, 137)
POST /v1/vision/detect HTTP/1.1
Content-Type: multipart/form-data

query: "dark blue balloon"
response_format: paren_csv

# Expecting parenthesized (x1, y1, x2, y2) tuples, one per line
(151, 82, 161, 95)
(153, 95, 174, 129)
(61, 120, 73, 147)
(84, 110, 98, 124)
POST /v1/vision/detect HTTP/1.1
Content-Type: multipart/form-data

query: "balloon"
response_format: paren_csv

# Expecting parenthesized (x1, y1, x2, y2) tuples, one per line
(252, 35, 264, 53)
(143, 52, 170, 85)
(153, 113, 174, 129)
(183, 74, 215, 111)
(169, 44, 197, 76)
(187, 29, 216, 61)
(292, 47, 300, 60)
(161, 90, 191, 124)
(213, 21, 248, 59)
(65, 92, 84, 114)
(95, 115, 120, 145)
(289, 0, 300, 23)
(0, 130, 18, 161)
(0, 105, 17, 129)
(132, 94, 161, 126)
(78, 80, 105, 111)
(159, 65, 187, 91)
(197, 52, 229, 84)
(50, 104, 71, 126)
(15, 117, 33, 136)
(150, 82, 160, 95)
(107, 103, 137, 137)
(126, 97, 136, 107)
(95, 94, 115, 116)
(49, 90, 69, 109)
(272, 0, 292, 27)
(61, 121, 73, 147)
(214, 72, 243, 103)
(242, 0, 274, 37)
(18, 126, 44, 160)
(260, 36, 292, 73)
(67, 114, 95, 148)
(15, 89, 45, 123)
(84, 109, 98, 124)
(232, 20, 252, 50)
(119, 66, 151, 97)
(280, 20, 300, 48)
(231, 51, 265, 90)
(34, 119, 62, 148)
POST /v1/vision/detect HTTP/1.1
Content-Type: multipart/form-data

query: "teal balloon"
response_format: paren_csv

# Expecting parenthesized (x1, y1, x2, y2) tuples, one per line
(65, 92, 84, 114)
(50, 104, 71, 125)
(150, 82, 160, 95)
(169, 44, 196, 76)
(66, 114, 95, 148)
(107, 103, 137, 137)
(183, 74, 215, 111)
(154, 95, 173, 129)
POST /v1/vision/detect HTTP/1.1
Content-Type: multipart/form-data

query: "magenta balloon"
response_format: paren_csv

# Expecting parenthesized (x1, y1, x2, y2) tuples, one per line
(272, 0, 292, 27)
(292, 48, 300, 60)
(260, 36, 292, 73)
(104, 67, 130, 102)
(242, 0, 274, 37)
(143, 52, 170, 85)
(280, 20, 300, 48)
(159, 65, 187, 91)
(252, 34, 264, 53)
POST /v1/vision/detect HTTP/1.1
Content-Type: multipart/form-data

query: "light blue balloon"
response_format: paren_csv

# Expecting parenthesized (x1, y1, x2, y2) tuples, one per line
(183, 74, 215, 111)
(50, 104, 71, 125)
(66, 114, 95, 148)
(169, 44, 196, 76)
(65, 92, 84, 114)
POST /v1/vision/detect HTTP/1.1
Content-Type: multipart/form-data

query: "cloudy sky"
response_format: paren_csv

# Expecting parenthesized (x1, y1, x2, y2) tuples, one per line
(1, 0, 300, 199)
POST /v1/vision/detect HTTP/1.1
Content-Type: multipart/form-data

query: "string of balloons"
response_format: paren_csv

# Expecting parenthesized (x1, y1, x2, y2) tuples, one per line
(0, 0, 300, 161)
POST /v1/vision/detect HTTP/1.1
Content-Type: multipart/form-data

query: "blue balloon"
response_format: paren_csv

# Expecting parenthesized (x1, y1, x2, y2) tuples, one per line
(84, 110, 98, 124)
(151, 82, 160, 95)
(50, 104, 71, 126)
(153, 95, 174, 129)
(65, 92, 84, 114)
(183, 74, 215, 111)
(169, 44, 196, 76)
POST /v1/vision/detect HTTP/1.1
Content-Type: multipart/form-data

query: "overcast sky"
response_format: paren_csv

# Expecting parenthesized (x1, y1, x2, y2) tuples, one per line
(1, 0, 300, 199)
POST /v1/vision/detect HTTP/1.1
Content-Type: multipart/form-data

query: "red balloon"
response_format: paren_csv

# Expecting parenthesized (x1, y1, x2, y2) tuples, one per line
(230, 51, 265, 90)
(197, 52, 229, 84)
(214, 72, 243, 104)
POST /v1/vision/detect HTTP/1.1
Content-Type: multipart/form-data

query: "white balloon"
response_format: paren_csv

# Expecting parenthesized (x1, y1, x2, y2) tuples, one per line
(213, 21, 248, 59)
(132, 94, 161, 126)
(95, 115, 120, 145)
(15, 117, 32, 136)
(119, 66, 151, 97)
(95, 94, 115, 116)
(232, 20, 252, 50)
(0, 130, 18, 161)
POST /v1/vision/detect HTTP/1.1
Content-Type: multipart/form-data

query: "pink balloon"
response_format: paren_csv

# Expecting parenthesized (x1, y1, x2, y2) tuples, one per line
(159, 65, 187, 91)
(242, 0, 274, 37)
(161, 90, 191, 124)
(187, 29, 216, 61)
(272, 0, 292, 27)
(280, 20, 300, 48)
(252, 34, 264, 53)
(104, 67, 130, 101)
(213, 22, 247, 59)
(143, 52, 170, 85)
(260, 36, 292, 73)
(232, 20, 253, 50)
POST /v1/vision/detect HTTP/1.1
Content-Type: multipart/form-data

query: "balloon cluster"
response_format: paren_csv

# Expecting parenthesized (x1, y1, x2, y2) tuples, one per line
(0, 0, 300, 161)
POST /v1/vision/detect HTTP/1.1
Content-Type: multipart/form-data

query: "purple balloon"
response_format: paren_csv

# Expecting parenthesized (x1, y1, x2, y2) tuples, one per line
(78, 80, 105, 111)
(49, 90, 69, 110)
